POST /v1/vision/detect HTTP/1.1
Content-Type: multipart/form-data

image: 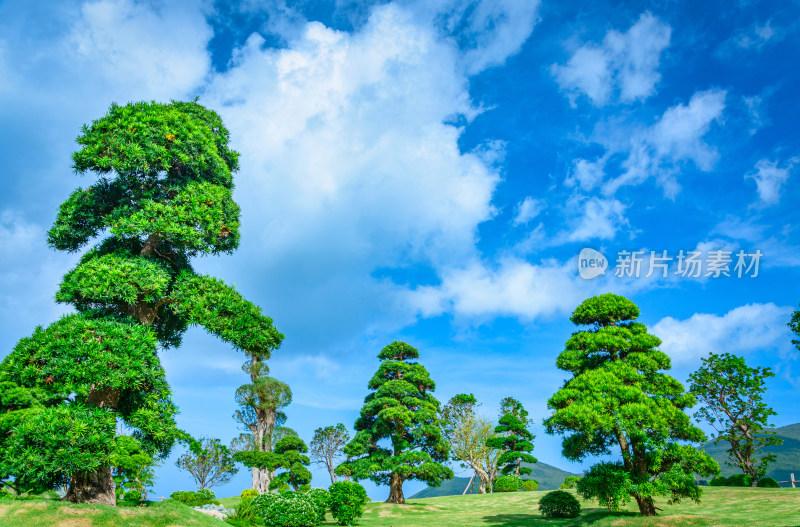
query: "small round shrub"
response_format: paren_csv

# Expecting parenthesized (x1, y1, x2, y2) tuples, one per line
(329, 481, 368, 526)
(538, 490, 581, 519)
(757, 477, 780, 488)
(494, 475, 522, 492)
(521, 480, 539, 492)
(251, 492, 318, 527)
(709, 476, 728, 487)
(305, 488, 330, 523)
(120, 489, 142, 505)
(726, 474, 753, 487)
(169, 490, 217, 506)
(196, 488, 216, 501)
(241, 488, 259, 499)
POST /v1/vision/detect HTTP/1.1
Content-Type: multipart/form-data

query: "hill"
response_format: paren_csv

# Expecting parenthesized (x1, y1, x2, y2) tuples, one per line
(701, 422, 800, 484)
(410, 461, 580, 498)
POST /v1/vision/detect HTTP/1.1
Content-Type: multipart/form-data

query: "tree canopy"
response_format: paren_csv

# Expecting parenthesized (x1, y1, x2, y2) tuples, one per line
(485, 397, 537, 478)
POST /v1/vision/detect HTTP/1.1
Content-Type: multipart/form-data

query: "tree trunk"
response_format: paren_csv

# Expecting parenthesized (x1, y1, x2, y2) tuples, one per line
(462, 472, 475, 495)
(64, 466, 116, 506)
(252, 466, 272, 494)
(474, 467, 492, 494)
(386, 473, 405, 504)
(634, 494, 657, 516)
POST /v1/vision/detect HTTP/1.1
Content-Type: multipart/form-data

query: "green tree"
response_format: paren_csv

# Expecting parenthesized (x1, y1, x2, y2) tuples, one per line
(270, 436, 312, 491)
(688, 352, 783, 486)
(111, 436, 159, 500)
(485, 397, 536, 478)
(0, 101, 283, 505)
(439, 394, 501, 494)
(310, 424, 350, 485)
(544, 293, 718, 516)
(791, 305, 800, 351)
(176, 437, 238, 490)
(337, 341, 453, 504)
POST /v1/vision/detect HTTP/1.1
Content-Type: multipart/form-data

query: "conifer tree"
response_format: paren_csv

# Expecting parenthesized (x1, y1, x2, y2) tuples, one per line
(485, 397, 536, 477)
(337, 341, 453, 504)
(0, 101, 283, 504)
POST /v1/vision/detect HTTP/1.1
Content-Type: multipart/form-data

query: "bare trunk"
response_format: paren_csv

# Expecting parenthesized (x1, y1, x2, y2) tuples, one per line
(328, 466, 337, 485)
(462, 472, 475, 495)
(64, 466, 116, 506)
(634, 494, 657, 516)
(474, 466, 491, 494)
(252, 467, 272, 494)
(386, 473, 405, 504)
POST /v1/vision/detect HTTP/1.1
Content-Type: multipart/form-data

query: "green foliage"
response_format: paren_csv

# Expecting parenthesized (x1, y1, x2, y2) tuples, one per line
(240, 489, 259, 499)
(726, 474, 753, 487)
(577, 462, 634, 511)
(560, 475, 581, 489)
(337, 341, 453, 499)
(545, 294, 719, 516)
(251, 492, 318, 527)
(689, 353, 783, 482)
(709, 476, 728, 487)
(521, 479, 538, 491)
(0, 488, 10, 499)
(169, 490, 217, 506)
(493, 475, 522, 492)
(310, 424, 350, 484)
(757, 477, 780, 488)
(305, 488, 331, 523)
(111, 435, 158, 499)
(485, 397, 536, 477)
(119, 488, 143, 505)
(225, 495, 262, 526)
(233, 450, 283, 471)
(270, 436, 312, 491)
(328, 481, 367, 526)
(538, 490, 581, 519)
(790, 305, 800, 351)
(176, 437, 238, 490)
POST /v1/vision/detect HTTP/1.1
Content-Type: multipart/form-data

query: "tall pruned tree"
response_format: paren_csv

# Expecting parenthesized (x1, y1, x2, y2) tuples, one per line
(232, 370, 292, 493)
(544, 294, 719, 517)
(688, 352, 783, 485)
(0, 101, 283, 505)
(271, 436, 312, 491)
(485, 397, 536, 478)
(337, 341, 453, 504)
(439, 394, 501, 494)
(310, 424, 350, 485)
(176, 437, 238, 490)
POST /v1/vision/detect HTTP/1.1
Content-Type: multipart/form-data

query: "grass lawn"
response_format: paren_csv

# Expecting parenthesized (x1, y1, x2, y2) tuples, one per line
(2, 487, 799, 526)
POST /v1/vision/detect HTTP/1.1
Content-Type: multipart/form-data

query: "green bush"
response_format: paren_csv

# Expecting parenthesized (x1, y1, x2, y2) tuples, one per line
(241, 488, 259, 499)
(305, 488, 330, 523)
(119, 489, 142, 505)
(0, 488, 10, 500)
(224, 495, 262, 527)
(521, 480, 538, 492)
(494, 475, 522, 492)
(329, 481, 368, 526)
(559, 475, 581, 489)
(251, 492, 317, 527)
(727, 474, 753, 487)
(757, 477, 780, 488)
(169, 490, 218, 506)
(709, 476, 728, 486)
(538, 490, 581, 519)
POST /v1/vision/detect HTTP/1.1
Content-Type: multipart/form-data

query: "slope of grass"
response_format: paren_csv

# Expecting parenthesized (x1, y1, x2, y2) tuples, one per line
(0, 498, 226, 527)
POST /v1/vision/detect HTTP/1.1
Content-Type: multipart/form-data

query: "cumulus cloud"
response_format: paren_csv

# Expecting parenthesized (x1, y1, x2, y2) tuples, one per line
(513, 196, 545, 225)
(552, 13, 670, 106)
(746, 158, 797, 206)
(566, 157, 606, 191)
(653, 303, 794, 367)
(564, 196, 628, 242)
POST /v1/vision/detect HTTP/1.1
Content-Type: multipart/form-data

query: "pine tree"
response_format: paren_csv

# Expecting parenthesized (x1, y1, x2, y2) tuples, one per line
(337, 341, 453, 504)
(0, 101, 283, 504)
(485, 397, 537, 477)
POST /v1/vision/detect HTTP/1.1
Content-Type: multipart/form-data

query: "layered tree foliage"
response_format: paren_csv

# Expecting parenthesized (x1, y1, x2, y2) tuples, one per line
(440, 394, 501, 494)
(485, 397, 536, 478)
(689, 353, 783, 485)
(310, 424, 350, 485)
(544, 294, 718, 517)
(270, 436, 312, 491)
(0, 101, 283, 505)
(337, 341, 453, 504)
(176, 437, 238, 490)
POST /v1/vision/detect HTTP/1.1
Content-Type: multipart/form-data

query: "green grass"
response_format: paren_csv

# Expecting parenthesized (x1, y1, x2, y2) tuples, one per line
(3, 487, 799, 526)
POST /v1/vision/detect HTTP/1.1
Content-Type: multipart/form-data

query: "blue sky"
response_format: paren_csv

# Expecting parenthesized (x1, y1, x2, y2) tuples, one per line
(1, 0, 799, 500)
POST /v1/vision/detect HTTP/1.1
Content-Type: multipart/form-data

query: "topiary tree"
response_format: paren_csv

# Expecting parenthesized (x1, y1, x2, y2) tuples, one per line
(270, 436, 312, 491)
(0, 101, 283, 505)
(485, 397, 536, 477)
(538, 490, 581, 519)
(544, 293, 719, 516)
(337, 341, 453, 504)
(688, 352, 783, 486)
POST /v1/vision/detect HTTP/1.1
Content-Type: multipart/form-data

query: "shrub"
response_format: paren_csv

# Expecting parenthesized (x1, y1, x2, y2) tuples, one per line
(120, 489, 142, 505)
(169, 490, 218, 506)
(0, 488, 10, 500)
(727, 474, 753, 487)
(538, 490, 581, 519)
(196, 488, 216, 500)
(559, 475, 581, 489)
(757, 477, 780, 488)
(225, 495, 262, 526)
(576, 462, 631, 511)
(521, 480, 538, 492)
(305, 488, 330, 523)
(251, 492, 318, 527)
(709, 476, 728, 486)
(494, 475, 522, 492)
(329, 481, 367, 526)
(241, 488, 259, 499)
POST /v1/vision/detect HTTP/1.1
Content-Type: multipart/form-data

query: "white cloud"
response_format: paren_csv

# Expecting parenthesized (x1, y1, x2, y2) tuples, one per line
(653, 303, 794, 368)
(746, 158, 796, 206)
(566, 157, 606, 191)
(734, 20, 781, 50)
(565, 196, 628, 242)
(513, 196, 544, 225)
(552, 13, 670, 106)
